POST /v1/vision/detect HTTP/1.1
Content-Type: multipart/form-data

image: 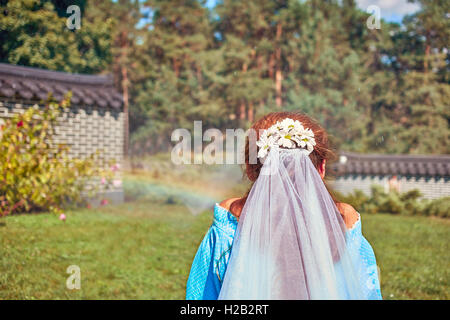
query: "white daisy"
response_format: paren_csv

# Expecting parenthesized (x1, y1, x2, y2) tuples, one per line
(266, 126, 279, 139)
(255, 117, 316, 159)
(279, 133, 295, 148)
(258, 145, 270, 159)
(293, 121, 306, 133)
(257, 132, 276, 159)
(279, 118, 296, 133)
(306, 141, 314, 153)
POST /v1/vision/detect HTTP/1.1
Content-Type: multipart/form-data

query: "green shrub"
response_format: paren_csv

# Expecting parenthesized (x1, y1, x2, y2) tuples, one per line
(335, 185, 450, 218)
(422, 197, 450, 218)
(0, 97, 112, 216)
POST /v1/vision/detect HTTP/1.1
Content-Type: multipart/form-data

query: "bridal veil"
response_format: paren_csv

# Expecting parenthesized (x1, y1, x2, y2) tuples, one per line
(218, 148, 367, 299)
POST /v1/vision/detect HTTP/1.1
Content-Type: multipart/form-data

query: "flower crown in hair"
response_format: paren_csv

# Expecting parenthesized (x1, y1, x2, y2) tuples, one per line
(256, 118, 316, 159)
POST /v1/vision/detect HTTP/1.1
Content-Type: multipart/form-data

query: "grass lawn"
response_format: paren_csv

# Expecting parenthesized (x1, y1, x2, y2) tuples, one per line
(0, 199, 448, 299)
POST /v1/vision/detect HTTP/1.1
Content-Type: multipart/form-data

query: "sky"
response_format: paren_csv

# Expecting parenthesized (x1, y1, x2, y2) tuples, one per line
(205, 0, 421, 24)
(355, 0, 421, 23)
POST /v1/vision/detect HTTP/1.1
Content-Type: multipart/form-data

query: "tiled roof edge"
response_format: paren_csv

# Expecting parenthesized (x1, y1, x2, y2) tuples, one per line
(0, 63, 113, 86)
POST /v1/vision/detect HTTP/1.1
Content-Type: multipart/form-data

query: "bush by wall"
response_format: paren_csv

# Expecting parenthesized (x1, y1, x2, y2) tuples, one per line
(335, 185, 449, 218)
(0, 97, 112, 216)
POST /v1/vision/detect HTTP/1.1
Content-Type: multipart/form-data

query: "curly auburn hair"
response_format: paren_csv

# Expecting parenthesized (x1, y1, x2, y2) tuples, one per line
(230, 111, 337, 214)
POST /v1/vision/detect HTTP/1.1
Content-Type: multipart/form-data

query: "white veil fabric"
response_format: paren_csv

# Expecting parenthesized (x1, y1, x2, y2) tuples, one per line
(218, 148, 366, 300)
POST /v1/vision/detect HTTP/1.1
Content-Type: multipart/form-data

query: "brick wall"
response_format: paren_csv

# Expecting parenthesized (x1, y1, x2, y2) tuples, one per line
(331, 174, 450, 199)
(0, 100, 124, 204)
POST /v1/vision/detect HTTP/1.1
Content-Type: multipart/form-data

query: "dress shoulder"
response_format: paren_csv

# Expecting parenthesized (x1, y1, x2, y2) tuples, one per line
(219, 198, 237, 210)
(219, 198, 242, 219)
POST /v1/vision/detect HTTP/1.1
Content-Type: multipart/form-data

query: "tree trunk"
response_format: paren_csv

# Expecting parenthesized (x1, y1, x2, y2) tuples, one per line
(239, 62, 248, 122)
(424, 44, 430, 74)
(275, 67, 283, 108)
(248, 101, 254, 123)
(268, 53, 275, 79)
(240, 101, 246, 121)
(196, 64, 203, 85)
(275, 23, 283, 108)
(173, 57, 180, 77)
(257, 54, 263, 70)
(121, 65, 129, 157)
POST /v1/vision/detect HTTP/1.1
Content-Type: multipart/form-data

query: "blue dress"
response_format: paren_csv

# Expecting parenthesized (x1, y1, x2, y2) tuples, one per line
(186, 203, 382, 300)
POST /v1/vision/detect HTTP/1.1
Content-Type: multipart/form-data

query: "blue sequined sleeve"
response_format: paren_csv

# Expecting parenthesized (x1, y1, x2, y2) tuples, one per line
(185, 224, 234, 300)
(346, 214, 383, 300)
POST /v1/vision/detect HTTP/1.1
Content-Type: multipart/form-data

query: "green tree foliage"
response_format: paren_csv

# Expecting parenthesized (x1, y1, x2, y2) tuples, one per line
(0, 0, 113, 73)
(0, 0, 448, 155)
(361, 0, 450, 154)
(130, 0, 218, 153)
(130, 0, 449, 154)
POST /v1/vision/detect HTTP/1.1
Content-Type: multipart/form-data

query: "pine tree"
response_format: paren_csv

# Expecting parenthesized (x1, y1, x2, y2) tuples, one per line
(363, 0, 450, 154)
(83, 0, 142, 155)
(130, 0, 217, 153)
(393, 0, 450, 154)
(215, 0, 286, 125)
(278, 1, 368, 150)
